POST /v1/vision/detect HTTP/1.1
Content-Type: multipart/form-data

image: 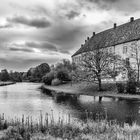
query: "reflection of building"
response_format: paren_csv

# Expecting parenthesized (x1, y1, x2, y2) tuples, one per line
(72, 17, 140, 71)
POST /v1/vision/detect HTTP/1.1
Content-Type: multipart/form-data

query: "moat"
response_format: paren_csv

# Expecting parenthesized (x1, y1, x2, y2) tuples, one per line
(0, 82, 140, 125)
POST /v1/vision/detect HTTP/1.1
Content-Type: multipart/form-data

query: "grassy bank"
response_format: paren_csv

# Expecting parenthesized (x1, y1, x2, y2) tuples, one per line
(41, 81, 140, 100)
(42, 81, 117, 96)
(0, 112, 140, 140)
(0, 81, 15, 86)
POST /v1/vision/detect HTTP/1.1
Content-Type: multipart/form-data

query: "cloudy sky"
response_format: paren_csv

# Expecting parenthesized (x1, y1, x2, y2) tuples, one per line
(0, 0, 140, 71)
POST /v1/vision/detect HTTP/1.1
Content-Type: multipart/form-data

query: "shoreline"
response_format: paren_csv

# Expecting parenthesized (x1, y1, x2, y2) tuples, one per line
(41, 82, 140, 100)
(0, 82, 16, 86)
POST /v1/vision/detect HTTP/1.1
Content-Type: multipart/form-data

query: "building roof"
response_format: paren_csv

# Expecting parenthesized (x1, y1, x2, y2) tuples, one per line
(72, 18, 140, 57)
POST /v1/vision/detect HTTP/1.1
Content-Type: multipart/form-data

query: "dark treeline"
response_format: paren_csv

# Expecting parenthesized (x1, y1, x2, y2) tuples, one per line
(0, 63, 50, 82)
(0, 59, 75, 83)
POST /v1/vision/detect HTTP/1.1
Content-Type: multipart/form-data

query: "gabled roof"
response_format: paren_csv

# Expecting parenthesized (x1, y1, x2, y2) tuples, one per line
(72, 18, 140, 57)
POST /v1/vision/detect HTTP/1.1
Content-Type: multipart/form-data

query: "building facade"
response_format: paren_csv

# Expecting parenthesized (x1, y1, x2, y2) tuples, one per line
(72, 17, 140, 71)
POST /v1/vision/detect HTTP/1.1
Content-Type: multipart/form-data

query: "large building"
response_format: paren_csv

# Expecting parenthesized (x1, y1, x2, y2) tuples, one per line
(72, 17, 140, 70)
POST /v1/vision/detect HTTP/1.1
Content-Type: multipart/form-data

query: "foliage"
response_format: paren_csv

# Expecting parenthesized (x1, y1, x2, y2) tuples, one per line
(9, 71, 23, 82)
(55, 59, 76, 72)
(0, 69, 10, 81)
(56, 69, 70, 81)
(0, 112, 140, 140)
(116, 82, 126, 93)
(27, 63, 50, 82)
(126, 81, 136, 94)
(51, 78, 62, 86)
(42, 71, 55, 85)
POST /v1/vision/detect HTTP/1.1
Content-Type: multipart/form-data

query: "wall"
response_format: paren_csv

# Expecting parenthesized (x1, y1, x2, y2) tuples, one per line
(72, 39, 140, 70)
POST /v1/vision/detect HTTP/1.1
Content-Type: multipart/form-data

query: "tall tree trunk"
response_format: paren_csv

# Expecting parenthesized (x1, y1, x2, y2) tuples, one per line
(97, 75, 102, 91)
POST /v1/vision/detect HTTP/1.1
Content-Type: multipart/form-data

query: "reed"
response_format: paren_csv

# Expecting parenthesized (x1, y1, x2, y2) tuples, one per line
(0, 111, 140, 140)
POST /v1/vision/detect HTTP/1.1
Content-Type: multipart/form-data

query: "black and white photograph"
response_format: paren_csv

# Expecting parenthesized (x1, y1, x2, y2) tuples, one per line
(0, 0, 140, 139)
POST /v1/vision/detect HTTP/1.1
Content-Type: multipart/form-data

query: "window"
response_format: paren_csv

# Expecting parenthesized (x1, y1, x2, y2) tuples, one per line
(123, 46, 127, 54)
(110, 47, 112, 53)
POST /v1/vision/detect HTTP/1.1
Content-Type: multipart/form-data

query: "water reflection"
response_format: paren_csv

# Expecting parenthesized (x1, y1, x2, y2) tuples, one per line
(0, 83, 140, 125)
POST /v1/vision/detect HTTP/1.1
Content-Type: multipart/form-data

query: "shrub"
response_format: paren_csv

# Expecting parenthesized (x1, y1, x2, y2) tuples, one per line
(42, 71, 54, 85)
(51, 78, 62, 86)
(116, 82, 126, 93)
(126, 81, 136, 94)
(56, 69, 70, 81)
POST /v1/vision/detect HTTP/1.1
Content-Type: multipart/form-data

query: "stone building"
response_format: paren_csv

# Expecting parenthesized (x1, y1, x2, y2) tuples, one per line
(72, 17, 140, 72)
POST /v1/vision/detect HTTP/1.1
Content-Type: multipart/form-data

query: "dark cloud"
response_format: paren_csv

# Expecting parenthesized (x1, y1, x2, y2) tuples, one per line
(46, 24, 89, 53)
(25, 41, 58, 52)
(80, 0, 140, 12)
(9, 47, 34, 53)
(6, 15, 51, 28)
(66, 10, 80, 19)
(8, 41, 70, 54)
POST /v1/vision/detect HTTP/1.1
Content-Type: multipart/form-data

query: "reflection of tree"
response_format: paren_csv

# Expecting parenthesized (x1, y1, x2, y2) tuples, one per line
(54, 96, 106, 120)
(54, 95, 140, 124)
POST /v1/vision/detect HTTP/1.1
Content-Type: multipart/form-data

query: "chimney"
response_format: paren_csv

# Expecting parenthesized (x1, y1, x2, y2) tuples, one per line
(114, 23, 117, 29)
(87, 37, 90, 40)
(93, 32, 96, 36)
(130, 17, 134, 22)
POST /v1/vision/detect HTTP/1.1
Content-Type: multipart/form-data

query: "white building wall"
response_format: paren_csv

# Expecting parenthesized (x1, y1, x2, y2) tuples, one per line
(72, 40, 140, 70)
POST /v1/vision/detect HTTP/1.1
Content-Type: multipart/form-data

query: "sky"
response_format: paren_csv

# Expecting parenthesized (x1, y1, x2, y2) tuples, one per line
(1, 0, 140, 71)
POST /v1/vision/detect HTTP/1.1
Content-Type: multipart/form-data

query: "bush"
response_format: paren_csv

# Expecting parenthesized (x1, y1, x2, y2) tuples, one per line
(116, 82, 126, 93)
(51, 78, 62, 86)
(56, 69, 70, 81)
(126, 81, 136, 94)
(116, 81, 137, 94)
(42, 71, 54, 85)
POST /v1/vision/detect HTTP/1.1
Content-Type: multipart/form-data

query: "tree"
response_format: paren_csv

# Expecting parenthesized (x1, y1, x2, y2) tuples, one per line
(56, 69, 70, 81)
(131, 42, 140, 82)
(0, 69, 10, 81)
(9, 71, 22, 82)
(42, 71, 55, 85)
(27, 63, 50, 82)
(55, 59, 74, 72)
(74, 48, 123, 91)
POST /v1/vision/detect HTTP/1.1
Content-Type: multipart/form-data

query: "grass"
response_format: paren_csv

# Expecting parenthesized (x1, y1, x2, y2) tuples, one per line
(0, 111, 140, 140)
(60, 81, 117, 92)
(42, 81, 118, 97)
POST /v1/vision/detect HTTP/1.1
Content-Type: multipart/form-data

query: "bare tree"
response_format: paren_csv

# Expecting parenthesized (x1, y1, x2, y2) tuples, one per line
(74, 48, 123, 91)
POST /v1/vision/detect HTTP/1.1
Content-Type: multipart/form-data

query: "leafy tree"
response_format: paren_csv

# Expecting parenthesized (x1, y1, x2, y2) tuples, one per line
(55, 59, 75, 72)
(42, 71, 55, 85)
(9, 71, 23, 82)
(27, 63, 50, 82)
(0, 69, 10, 81)
(56, 69, 70, 81)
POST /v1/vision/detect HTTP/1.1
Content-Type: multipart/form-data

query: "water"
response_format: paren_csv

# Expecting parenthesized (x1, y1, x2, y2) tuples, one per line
(0, 82, 140, 125)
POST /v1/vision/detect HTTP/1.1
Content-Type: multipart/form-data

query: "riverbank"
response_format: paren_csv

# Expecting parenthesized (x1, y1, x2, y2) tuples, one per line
(0, 81, 15, 86)
(41, 82, 140, 100)
(0, 113, 140, 140)
(42, 81, 117, 95)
